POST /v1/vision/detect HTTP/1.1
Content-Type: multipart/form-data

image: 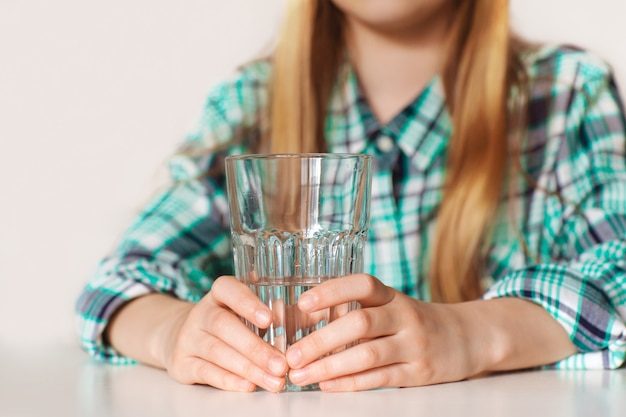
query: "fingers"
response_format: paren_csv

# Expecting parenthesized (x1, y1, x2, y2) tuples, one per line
(167, 275, 288, 392)
(207, 276, 288, 375)
(202, 308, 288, 375)
(193, 335, 285, 392)
(297, 274, 395, 312)
(184, 275, 400, 392)
(286, 275, 399, 371)
(169, 313, 286, 392)
(282, 275, 415, 391)
(178, 357, 256, 392)
(209, 276, 272, 328)
(286, 306, 394, 369)
(318, 363, 417, 392)
(287, 337, 401, 388)
(178, 355, 285, 392)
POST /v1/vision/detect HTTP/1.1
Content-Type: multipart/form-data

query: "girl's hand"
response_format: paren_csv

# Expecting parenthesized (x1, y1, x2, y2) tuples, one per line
(283, 274, 483, 391)
(159, 276, 288, 392)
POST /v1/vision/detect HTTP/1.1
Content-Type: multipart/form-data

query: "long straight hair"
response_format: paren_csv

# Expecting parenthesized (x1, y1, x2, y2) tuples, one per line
(265, 0, 527, 303)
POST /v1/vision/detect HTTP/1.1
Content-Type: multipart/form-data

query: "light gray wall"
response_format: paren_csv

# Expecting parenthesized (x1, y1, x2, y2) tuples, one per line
(1, 0, 624, 348)
(512, 0, 626, 90)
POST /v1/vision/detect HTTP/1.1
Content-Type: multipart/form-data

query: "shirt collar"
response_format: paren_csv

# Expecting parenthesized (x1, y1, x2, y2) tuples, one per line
(325, 63, 451, 172)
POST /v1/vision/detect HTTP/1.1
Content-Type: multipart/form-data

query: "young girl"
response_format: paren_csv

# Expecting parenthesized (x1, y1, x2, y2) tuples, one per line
(76, 0, 626, 392)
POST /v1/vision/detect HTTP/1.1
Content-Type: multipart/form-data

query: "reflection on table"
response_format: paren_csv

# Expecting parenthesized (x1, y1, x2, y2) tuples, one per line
(1, 346, 625, 417)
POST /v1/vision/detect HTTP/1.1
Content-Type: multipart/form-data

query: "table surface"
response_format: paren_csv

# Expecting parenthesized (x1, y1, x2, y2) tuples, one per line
(1, 345, 625, 417)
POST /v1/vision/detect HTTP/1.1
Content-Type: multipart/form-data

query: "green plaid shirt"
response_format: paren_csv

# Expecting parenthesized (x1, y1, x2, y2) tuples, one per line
(77, 45, 626, 369)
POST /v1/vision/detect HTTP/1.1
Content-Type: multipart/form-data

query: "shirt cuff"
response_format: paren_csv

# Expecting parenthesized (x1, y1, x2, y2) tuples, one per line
(75, 277, 155, 364)
(483, 265, 626, 369)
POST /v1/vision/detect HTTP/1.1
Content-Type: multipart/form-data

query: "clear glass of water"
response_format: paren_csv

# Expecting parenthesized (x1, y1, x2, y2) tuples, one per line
(225, 153, 372, 391)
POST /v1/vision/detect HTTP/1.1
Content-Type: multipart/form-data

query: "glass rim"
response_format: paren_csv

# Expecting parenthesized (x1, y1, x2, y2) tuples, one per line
(225, 152, 372, 162)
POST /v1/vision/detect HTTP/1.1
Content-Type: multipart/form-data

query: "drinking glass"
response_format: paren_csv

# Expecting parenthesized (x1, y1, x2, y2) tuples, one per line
(225, 153, 372, 391)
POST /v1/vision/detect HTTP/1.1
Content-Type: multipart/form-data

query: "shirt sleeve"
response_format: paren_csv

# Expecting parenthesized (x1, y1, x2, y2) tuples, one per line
(75, 62, 270, 363)
(483, 60, 626, 369)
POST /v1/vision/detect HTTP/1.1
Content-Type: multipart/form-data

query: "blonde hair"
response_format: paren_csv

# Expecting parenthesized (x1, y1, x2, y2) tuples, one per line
(266, 0, 527, 303)
(269, 0, 344, 153)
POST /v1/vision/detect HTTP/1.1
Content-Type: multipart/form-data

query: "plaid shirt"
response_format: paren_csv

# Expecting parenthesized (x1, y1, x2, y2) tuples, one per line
(76, 45, 626, 369)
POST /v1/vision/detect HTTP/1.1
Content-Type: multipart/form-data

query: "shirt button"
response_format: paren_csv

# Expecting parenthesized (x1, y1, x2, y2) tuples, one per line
(376, 135, 395, 153)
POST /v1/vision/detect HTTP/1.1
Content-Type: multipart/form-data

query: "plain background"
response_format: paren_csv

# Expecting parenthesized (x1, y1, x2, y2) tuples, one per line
(1, 0, 625, 351)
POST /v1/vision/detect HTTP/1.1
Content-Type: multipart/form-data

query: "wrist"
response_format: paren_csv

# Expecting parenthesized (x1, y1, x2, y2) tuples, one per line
(151, 296, 194, 369)
(107, 292, 194, 369)
(452, 297, 576, 374)
(445, 301, 501, 376)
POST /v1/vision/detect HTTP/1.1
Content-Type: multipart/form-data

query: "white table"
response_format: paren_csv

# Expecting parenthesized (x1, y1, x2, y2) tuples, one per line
(1, 345, 625, 417)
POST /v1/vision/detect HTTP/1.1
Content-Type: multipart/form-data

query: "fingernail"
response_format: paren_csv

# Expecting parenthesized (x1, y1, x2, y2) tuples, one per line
(286, 348, 302, 367)
(264, 374, 283, 392)
(255, 309, 271, 326)
(298, 294, 316, 311)
(268, 357, 285, 376)
(288, 368, 308, 383)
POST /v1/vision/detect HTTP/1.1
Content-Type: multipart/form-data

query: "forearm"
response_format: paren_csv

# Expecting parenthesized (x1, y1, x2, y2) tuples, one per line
(105, 293, 193, 368)
(452, 297, 578, 373)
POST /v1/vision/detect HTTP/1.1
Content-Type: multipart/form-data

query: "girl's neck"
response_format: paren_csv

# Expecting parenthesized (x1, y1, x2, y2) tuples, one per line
(344, 10, 452, 125)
